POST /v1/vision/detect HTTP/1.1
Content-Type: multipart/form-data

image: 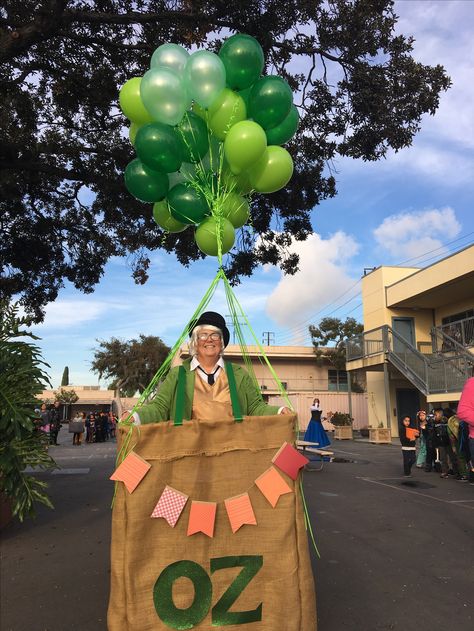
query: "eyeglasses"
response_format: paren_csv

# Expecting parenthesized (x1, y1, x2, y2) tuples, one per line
(197, 332, 221, 341)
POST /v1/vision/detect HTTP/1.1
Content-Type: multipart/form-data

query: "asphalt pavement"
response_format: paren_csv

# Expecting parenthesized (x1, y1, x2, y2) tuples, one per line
(1, 430, 472, 631)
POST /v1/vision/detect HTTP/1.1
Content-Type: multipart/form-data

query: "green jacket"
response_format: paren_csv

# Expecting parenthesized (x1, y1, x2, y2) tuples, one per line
(137, 360, 279, 424)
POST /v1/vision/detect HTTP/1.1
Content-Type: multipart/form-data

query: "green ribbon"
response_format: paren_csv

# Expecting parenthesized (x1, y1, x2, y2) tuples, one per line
(174, 365, 186, 426)
(225, 361, 243, 422)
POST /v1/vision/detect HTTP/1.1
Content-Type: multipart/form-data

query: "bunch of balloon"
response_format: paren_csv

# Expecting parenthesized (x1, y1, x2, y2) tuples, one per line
(119, 34, 299, 260)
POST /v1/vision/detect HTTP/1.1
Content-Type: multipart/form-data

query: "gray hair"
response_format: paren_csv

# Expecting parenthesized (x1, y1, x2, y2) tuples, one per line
(188, 324, 224, 357)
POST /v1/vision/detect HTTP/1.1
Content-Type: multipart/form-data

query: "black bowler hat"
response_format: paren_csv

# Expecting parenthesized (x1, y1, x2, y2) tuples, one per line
(189, 311, 230, 347)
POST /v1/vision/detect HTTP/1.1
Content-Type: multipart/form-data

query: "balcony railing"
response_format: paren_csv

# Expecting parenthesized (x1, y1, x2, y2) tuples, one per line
(433, 316, 474, 351)
(346, 325, 473, 394)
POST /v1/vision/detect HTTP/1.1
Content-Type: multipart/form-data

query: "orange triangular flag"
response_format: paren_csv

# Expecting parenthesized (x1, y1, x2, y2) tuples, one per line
(272, 442, 309, 480)
(187, 501, 217, 538)
(109, 451, 151, 493)
(255, 466, 293, 508)
(224, 493, 257, 533)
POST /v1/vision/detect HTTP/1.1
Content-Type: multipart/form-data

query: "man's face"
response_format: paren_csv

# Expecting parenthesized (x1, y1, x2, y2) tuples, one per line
(434, 410, 442, 421)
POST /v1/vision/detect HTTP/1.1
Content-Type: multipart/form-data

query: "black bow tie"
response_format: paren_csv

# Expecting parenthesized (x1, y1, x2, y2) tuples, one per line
(198, 366, 220, 385)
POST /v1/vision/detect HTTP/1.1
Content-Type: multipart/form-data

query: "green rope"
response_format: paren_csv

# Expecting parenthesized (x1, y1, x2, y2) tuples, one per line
(299, 477, 321, 558)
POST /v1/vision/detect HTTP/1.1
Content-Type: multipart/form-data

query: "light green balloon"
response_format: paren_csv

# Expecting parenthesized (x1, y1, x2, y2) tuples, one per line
(150, 43, 189, 77)
(153, 200, 188, 233)
(129, 122, 139, 146)
(119, 77, 154, 126)
(184, 51, 226, 108)
(208, 89, 247, 140)
(249, 145, 294, 193)
(224, 120, 267, 174)
(195, 217, 235, 256)
(221, 192, 250, 228)
(220, 162, 253, 195)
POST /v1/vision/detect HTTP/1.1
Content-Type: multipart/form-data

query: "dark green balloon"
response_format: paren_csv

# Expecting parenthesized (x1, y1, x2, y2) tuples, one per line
(238, 86, 253, 110)
(124, 159, 169, 203)
(135, 122, 183, 173)
(265, 104, 299, 145)
(219, 34, 264, 90)
(249, 76, 293, 130)
(168, 182, 210, 224)
(177, 111, 209, 163)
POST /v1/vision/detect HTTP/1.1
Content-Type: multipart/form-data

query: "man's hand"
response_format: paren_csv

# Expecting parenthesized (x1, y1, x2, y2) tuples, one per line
(120, 410, 131, 422)
(280, 407, 293, 415)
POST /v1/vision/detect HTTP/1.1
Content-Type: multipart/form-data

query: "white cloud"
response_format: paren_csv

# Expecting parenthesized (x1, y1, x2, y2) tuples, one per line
(265, 232, 360, 330)
(373, 206, 461, 260)
(34, 299, 120, 330)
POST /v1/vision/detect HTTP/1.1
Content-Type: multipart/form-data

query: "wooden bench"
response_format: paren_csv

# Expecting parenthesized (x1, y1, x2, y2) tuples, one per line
(302, 447, 334, 471)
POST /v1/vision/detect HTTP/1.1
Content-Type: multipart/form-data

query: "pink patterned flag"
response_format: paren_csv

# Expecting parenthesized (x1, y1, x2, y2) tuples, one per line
(224, 493, 257, 533)
(272, 442, 308, 480)
(109, 451, 151, 494)
(151, 486, 188, 527)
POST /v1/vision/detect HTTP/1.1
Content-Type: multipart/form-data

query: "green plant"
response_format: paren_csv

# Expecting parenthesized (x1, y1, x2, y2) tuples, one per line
(330, 412, 353, 427)
(0, 302, 57, 521)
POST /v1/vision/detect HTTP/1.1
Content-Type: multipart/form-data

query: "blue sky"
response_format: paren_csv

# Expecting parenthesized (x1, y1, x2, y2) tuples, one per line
(30, 0, 474, 388)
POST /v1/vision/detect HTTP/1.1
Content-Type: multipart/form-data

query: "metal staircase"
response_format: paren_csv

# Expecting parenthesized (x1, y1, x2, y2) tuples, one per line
(346, 325, 474, 395)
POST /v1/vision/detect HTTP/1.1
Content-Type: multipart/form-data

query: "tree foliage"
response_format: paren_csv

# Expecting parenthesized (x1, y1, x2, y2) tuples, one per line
(60, 365, 69, 386)
(0, 302, 57, 521)
(92, 334, 170, 395)
(53, 386, 79, 404)
(309, 316, 363, 370)
(1, 0, 451, 320)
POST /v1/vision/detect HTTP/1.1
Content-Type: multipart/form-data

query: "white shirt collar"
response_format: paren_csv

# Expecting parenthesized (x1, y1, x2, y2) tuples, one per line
(190, 356, 225, 372)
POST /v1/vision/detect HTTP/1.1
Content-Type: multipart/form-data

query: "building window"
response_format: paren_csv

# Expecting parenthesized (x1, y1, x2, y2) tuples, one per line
(441, 309, 474, 325)
(328, 370, 348, 392)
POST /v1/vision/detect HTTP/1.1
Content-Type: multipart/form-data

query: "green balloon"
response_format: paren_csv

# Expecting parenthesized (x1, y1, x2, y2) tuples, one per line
(124, 159, 169, 203)
(168, 183, 210, 224)
(238, 86, 253, 110)
(129, 122, 139, 146)
(208, 88, 246, 141)
(265, 104, 299, 145)
(224, 120, 267, 174)
(249, 146, 294, 193)
(135, 122, 183, 173)
(221, 192, 250, 228)
(119, 77, 154, 126)
(219, 34, 264, 90)
(221, 163, 253, 194)
(177, 111, 209, 163)
(249, 76, 293, 130)
(195, 217, 235, 256)
(153, 200, 188, 233)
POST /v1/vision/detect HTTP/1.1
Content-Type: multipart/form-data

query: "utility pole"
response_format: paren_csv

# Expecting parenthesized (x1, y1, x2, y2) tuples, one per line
(262, 332, 275, 346)
(225, 315, 248, 344)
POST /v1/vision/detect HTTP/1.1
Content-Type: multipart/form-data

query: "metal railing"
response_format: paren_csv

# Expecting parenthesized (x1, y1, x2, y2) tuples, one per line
(432, 316, 474, 351)
(346, 325, 474, 394)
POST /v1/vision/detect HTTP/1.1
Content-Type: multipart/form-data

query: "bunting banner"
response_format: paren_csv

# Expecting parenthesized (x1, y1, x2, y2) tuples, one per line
(255, 466, 293, 508)
(187, 501, 217, 538)
(225, 492, 257, 533)
(151, 485, 188, 527)
(272, 441, 309, 480)
(109, 450, 151, 493)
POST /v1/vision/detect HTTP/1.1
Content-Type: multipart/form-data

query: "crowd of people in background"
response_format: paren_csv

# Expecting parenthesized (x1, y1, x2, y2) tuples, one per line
(34, 406, 117, 446)
(399, 377, 474, 483)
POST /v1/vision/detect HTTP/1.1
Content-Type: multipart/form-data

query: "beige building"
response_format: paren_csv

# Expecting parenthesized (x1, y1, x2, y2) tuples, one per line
(345, 244, 474, 436)
(176, 344, 368, 430)
(39, 347, 370, 429)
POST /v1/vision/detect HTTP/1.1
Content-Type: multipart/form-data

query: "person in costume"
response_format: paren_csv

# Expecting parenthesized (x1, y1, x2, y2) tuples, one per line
(399, 415, 419, 477)
(125, 312, 292, 424)
(303, 398, 331, 448)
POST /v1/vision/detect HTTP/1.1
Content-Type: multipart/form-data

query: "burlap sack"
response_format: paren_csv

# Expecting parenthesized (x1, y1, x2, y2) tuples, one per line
(108, 414, 316, 630)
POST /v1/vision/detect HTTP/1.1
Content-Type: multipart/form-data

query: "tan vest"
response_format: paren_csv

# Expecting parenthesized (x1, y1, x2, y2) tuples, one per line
(191, 369, 234, 420)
